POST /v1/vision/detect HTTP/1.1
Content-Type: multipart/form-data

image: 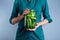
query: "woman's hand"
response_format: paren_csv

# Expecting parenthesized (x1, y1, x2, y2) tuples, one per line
(26, 19, 48, 31)
(26, 23, 40, 31)
(11, 8, 30, 25)
(23, 9, 30, 16)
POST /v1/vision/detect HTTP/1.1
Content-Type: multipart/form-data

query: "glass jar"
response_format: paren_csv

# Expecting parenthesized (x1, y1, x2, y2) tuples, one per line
(26, 10, 36, 29)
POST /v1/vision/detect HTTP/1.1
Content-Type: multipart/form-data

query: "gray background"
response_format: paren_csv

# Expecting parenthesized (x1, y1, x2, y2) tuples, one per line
(0, 0, 60, 40)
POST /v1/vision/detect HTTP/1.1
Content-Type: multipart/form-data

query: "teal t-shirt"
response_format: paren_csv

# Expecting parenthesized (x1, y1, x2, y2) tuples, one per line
(9, 0, 52, 40)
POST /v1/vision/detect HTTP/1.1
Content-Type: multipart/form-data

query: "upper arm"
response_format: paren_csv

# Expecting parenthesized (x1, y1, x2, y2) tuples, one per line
(42, 0, 52, 23)
(9, 0, 19, 24)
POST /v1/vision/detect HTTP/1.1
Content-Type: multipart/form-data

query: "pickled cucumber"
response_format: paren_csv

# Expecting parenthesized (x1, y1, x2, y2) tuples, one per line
(26, 10, 36, 29)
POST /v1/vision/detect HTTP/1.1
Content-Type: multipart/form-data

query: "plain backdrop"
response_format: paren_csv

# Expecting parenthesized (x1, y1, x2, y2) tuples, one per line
(0, 0, 60, 40)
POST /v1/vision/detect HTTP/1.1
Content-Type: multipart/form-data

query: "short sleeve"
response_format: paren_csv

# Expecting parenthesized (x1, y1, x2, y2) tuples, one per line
(9, 0, 19, 24)
(42, 0, 52, 23)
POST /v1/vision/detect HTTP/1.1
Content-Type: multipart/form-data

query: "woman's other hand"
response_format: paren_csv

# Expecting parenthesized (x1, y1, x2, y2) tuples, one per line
(26, 23, 39, 31)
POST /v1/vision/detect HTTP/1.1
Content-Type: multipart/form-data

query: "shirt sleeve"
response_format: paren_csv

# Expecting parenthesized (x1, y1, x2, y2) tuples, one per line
(42, 0, 52, 23)
(9, 0, 19, 24)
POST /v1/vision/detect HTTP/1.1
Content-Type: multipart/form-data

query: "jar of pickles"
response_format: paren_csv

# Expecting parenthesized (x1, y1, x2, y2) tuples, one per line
(25, 10, 36, 29)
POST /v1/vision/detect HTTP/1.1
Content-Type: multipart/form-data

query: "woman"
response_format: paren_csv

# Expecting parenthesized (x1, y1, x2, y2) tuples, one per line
(9, 0, 52, 40)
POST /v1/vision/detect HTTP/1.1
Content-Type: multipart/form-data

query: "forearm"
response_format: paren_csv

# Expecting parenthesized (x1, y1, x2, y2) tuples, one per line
(12, 14, 25, 24)
(37, 19, 48, 27)
(11, 9, 30, 25)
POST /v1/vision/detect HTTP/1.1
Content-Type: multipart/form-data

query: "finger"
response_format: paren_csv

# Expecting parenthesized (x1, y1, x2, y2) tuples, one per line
(27, 29, 36, 31)
(25, 9, 30, 13)
(29, 29, 36, 31)
(25, 9, 30, 11)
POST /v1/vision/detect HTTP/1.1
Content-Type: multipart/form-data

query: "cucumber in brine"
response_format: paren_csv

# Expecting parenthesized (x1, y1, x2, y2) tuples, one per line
(26, 10, 36, 29)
